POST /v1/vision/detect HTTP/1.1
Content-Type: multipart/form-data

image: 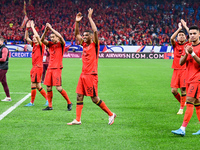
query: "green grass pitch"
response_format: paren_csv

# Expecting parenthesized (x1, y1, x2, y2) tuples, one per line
(0, 58, 200, 150)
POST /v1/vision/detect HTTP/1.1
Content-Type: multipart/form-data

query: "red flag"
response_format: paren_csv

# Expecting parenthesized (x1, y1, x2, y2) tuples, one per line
(23, 1, 27, 15)
(21, 1, 28, 28)
(21, 15, 28, 28)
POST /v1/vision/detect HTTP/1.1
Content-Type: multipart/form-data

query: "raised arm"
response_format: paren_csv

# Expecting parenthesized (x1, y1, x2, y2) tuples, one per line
(30, 20, 42, 46)
(181, 19, 189, 34)
(75, 12, 83, 43)
(170, 22, 182, 47)
(46, 23, 65, 45)
(25, 21, 32, 45)
(41, 26, 49, 46)
(88, 8, 98, 44)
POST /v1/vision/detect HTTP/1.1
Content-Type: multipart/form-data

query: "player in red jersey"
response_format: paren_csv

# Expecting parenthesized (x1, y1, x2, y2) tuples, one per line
(41, 23, 72, 111)
(172, 26, 200, 136)
(24, 20, 48, 106)
(67, 8, 116, 125)
(170, 20, 189, 114)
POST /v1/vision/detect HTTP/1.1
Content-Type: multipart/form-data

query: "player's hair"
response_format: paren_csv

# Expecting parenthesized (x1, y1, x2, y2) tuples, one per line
(50, 33, 58, 37)
(178, 30, 185, 35)
(0, 36, 5, 41)
(189, 26, 199, 31)
(84, 30, 93, 35)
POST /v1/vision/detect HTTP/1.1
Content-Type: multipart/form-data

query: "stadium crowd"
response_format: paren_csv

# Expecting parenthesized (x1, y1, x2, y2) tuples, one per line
(0, 0, 200, 45)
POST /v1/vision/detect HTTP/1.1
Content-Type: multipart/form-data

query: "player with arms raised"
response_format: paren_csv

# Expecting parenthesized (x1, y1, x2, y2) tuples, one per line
(41, 23, 72, 111)
(24, 20, 48, 106)
(67, 8, 116, 125)
(172, 26, 200, 136)
(170, 20, 189, 114)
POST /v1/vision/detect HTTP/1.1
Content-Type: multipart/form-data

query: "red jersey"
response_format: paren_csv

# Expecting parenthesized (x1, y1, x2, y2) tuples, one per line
(48, 41, 65, 69)
(172, 41, 188, 69)
(32, 42, 45, 68)
(81, 42, 100, 75)
(183, 43, 200, 83)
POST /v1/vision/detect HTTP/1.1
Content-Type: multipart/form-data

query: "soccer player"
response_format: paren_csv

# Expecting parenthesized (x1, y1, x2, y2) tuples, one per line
(171, 26, 200, 136)
(0, 36, 11, 102)
(170, 21, 188, 114)
(24, 20, 48, 106)
(41, 23, 72, 111)
(67, 8, 116, 125)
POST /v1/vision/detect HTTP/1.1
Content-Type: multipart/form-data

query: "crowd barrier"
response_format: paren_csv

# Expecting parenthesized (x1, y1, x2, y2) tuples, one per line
(6, 44, 173, 53)
(7, 44, 174, 59)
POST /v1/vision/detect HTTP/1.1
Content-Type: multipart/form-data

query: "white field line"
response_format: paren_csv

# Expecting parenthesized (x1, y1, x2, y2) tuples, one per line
(0, 93, 31, 121)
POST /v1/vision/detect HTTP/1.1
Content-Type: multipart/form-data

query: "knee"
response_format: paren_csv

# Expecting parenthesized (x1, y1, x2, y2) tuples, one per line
(56, 86, 62, 92)
(171, 88, 178, 95)
(36, 83, 41, 90)
(77, 94, 83, 101)
(181, 87, 186, 94)
(31, 82, 36, 87)
(91, 96, 99, 104)
(186, 97, 195, 103)
(47, 86, 52, 91)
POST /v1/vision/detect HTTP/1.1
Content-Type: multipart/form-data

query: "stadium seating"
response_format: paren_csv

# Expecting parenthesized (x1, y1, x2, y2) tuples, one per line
(0, 0, 200, 45)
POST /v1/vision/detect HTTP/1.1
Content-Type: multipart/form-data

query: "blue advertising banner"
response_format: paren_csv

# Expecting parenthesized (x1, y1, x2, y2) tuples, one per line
(10, 52, 32, 58)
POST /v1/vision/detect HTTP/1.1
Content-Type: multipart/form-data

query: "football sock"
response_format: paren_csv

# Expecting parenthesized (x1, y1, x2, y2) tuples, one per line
(180, 126, 186, 131)
(59, 89, 71, 104)
(31, 86, 37, 104)
(174, 92, 181, 103)
(96, 100, 113, 116)
(182, 103, 194, 128)
(38, 87, 48, 100)
(47, 90, 53, 107)
(76, 101, 83, 122)
(195, 105, 200, 122)
(180, 94, 186, 109)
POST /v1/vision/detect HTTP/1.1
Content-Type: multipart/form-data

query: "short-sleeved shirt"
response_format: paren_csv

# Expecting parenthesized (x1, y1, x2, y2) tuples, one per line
(81, 42, 100, 75)
(47, 41, 65, 69)
(32, 43, 45, 68)
(182, 43, 200, 83)
(172, 41, 188, 69)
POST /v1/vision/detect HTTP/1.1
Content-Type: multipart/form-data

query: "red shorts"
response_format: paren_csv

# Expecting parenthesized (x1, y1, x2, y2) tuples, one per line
(187, 82, 200, 99)
(44, 68, 62, 86)
(170, 69, 186, 88)
(76, 74, 98, 97)
(30, 67, 43, 83)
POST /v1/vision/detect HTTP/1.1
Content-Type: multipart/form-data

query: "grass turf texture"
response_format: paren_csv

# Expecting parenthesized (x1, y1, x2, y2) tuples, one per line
(0, 58, 200, 150)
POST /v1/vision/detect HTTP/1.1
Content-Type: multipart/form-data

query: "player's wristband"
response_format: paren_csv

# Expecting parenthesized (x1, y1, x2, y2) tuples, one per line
(191, 52, 196, 57)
